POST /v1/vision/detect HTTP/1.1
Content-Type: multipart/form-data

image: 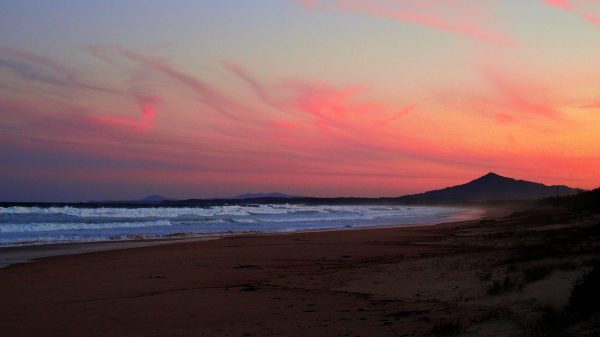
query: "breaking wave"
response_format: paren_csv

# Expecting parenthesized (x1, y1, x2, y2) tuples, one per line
(0, 204, 482, 246)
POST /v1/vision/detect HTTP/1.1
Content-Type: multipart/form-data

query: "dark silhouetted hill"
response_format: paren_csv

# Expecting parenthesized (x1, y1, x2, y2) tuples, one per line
(233, 192, 301, 199)
(87, 195, 176, 204)
(401, 172, 583, 202)
(558, 187, 600, 212)
(139, 195, 175, 202)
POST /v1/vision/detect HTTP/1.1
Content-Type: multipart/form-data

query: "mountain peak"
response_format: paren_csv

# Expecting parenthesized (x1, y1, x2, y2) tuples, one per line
(480, 172, 504, 179)
(469, 172, 506, 184)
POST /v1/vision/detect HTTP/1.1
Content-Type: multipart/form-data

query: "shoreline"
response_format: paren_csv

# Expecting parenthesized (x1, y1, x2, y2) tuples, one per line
(0, 206, 489, 269)
(5, 206, 593, 336)
(0, 236, 221, 269)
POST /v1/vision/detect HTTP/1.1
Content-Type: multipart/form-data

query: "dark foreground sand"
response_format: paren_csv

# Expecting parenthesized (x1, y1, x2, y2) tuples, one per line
(1, 209, 599, 337)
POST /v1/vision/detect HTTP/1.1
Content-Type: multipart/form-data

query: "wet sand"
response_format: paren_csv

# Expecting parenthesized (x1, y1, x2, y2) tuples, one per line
(1, 208, 598, 336)
(0, 237, 221, 269)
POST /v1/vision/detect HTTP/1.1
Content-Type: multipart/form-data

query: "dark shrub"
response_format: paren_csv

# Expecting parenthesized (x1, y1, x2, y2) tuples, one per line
(523, 265, 553, 284)
(487, 275, 518, 295)
(432, 320, 461, 336)
(570, 265, 600, 315)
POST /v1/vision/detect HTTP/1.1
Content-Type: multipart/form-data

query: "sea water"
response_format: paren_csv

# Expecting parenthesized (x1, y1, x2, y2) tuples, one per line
(0, 204, 482, 246)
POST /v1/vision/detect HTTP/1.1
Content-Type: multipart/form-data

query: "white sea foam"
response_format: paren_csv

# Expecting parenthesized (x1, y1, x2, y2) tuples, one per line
(0, 206, 250, 218)
(0, 205, 483, 246)
(0, 204, 418, 218)
(0, 220, 172, 233)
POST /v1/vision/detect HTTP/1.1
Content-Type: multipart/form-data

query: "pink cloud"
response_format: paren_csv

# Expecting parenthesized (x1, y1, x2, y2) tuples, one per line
(543, 0, 572, 10)
(482, 67, 561, 120)
(204, 63, 506, 179)
(431, 62, 566, 127)
(112, 49, 253, 124)
(584, 12, 600, 25)
(92, 95, 161, 130)
(220, 60, 415, 133)
(542, 0, 600, 28)
(297, 0, 513, 46)
(138, 96, 160, 129)
(286, 81, 381, 119)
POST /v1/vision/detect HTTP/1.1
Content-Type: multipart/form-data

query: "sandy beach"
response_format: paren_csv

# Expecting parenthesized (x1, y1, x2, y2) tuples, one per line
(1, 208, 598, 337)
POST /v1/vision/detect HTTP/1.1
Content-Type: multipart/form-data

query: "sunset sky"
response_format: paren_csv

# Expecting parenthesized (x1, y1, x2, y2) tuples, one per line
(1, 0, 600, 201)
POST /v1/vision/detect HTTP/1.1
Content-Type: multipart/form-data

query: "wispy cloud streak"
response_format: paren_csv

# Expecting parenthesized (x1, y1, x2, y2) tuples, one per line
(297, 0, 513, 46)
(0, 48, 161, 131)
(0, 48, 121, 95)
(542, 0, 600, 27)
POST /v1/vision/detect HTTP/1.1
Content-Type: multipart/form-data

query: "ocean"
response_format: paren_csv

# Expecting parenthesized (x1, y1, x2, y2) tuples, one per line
(0, 204, 482, 246)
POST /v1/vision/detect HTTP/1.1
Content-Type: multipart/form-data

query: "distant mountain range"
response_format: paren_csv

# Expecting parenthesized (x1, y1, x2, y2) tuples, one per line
(163, 173, 583, 205)
(137, 193, 299, 202)
(138, 195, 176, 202)
(8, 172, 587, 207)
(232, 192, 300, 199)
(400, 172, 583, 202)
(88, 195, 176, 204)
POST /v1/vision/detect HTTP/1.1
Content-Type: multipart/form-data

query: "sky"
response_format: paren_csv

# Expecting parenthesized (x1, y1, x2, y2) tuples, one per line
(1, 0, 600, 201)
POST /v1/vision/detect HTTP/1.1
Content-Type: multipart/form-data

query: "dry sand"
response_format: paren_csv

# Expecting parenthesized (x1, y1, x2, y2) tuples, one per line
(1, 208, 598, 336)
